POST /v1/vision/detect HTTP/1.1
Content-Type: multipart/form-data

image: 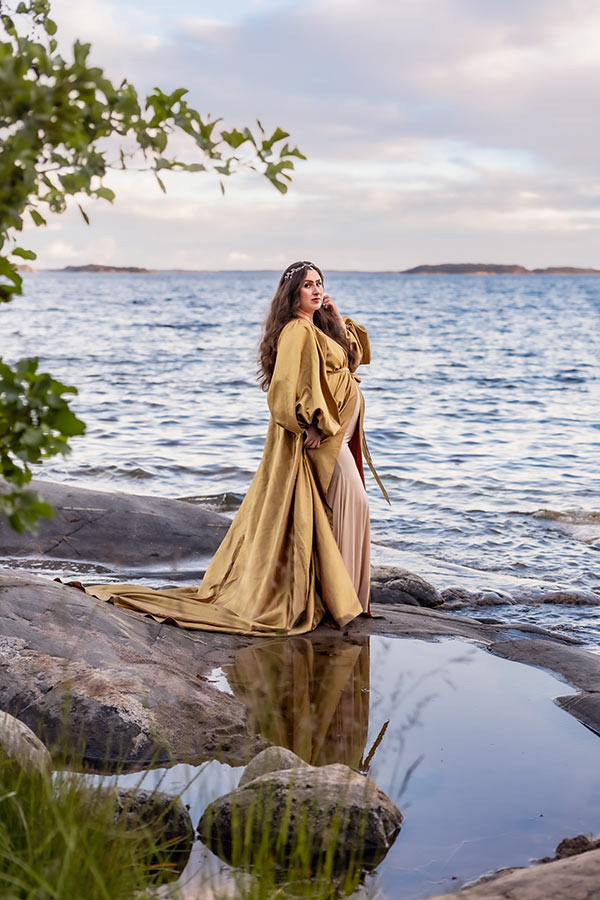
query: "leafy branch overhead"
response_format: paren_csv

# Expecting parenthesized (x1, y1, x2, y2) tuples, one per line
(0, 0, 305, 531)
(0, 358, 85, 531)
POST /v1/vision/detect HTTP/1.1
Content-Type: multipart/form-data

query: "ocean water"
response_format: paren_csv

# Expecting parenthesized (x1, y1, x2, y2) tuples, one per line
(2, 271, 599, 646)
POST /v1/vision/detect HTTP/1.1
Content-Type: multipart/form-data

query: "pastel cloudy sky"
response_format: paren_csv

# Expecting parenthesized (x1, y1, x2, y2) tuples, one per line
(28, 0, 600, 270)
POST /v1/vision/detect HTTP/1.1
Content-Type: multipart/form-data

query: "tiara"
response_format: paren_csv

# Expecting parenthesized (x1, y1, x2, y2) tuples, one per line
(283, 262, 316, 281)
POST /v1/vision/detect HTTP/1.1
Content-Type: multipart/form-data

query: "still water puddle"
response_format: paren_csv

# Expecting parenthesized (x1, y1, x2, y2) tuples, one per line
(89, 634, 600, 899)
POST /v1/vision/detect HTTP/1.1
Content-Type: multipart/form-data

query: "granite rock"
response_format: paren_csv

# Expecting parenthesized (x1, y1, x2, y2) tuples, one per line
(0, 709, 52, 773)
(198, 746, 402, 871)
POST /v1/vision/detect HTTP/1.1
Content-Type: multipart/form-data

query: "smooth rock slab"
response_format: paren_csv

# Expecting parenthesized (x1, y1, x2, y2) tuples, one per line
(0, 569, 265, 769)
(424, 846, 600, 899)
(198, 746, 403, 871)
(0, 479, 228, 567)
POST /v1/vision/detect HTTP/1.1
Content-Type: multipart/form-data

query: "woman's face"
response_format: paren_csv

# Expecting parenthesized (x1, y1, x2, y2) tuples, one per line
(296, 268, 324, 318)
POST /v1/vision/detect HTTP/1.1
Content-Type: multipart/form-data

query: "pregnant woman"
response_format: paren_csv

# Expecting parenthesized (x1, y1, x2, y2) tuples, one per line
(86, 261, 388, 634)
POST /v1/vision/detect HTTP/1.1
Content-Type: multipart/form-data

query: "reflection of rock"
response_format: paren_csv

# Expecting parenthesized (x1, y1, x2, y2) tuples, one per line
(425, 847, 600, 899)
(0, 710, 52, 773)
(555, 693, 600, 737)
(226, 636, 370, 767)
(198, 746, 402, 872)
(0, 570, 265, 769)
(112, 787, 194, 874)
(371, 566, 443, 608)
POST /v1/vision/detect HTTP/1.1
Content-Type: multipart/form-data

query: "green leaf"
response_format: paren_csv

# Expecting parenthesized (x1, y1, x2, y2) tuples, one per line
(95, 187, 115, 202)
(78, 204, 90, 225)
(45, 18, 57, 35)
(12, 248, 37, 260)
(30, 500, 55, 520)
(178, 162, 206, 173)
(280, 143, 307, 161)
(261, 127, 290, 152)
(154, 173, 166, 193)
(53, 409, 86, 437)
(30, 210, 47, 227)
(1, 14, 16, 35)
(154, 131, 168, 153)
(222, 128, 249, 149)
(0, 258, 23, 287)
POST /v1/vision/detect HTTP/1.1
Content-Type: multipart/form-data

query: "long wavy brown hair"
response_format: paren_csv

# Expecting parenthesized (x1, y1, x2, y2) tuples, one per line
(258, 261, 359, 390)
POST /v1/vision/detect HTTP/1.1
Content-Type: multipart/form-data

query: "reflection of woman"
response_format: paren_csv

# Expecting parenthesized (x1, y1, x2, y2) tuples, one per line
(86, 261, 388, 634)
(228, 637, 370, 768)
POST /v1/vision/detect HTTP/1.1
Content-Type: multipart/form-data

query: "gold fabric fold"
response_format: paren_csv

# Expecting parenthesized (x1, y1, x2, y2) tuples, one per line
(86, 317, 382, 635)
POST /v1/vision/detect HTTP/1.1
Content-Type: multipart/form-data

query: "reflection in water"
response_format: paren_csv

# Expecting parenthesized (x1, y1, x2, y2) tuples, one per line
(226, 636, 372, 769)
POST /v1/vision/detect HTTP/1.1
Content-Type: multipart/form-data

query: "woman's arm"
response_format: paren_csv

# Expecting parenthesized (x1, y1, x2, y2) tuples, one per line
(267, 319, 341, 440)
(344, 318, 371, 371)
(322, 294, 370, 372)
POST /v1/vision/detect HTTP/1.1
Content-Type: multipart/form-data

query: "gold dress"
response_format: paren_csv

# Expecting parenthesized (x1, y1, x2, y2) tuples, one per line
(85, 317, 387, 635)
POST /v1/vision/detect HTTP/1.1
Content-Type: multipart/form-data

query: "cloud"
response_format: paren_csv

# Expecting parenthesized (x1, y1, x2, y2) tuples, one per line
(30, 0, 600, 268)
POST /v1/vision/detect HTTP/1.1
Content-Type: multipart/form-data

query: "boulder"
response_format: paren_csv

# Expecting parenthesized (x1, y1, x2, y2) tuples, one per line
(540, 833, 600, 862)
(113, 787, 194, 866)
(0, 478, 229, 568)
(371, 566, 443, 608)
(238, 745, 308, 786)
(441, 587, 516, 608)
(0, 709, 52, 773)
(198, 746, 402, 871)
(0, 569, 266, 769)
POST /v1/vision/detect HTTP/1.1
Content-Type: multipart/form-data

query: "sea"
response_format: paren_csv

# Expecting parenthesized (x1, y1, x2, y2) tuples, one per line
(3, 271, 599, 649)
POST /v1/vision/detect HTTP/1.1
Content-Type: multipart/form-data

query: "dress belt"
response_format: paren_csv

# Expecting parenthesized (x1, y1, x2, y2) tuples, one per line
(361, 433, 391, 505)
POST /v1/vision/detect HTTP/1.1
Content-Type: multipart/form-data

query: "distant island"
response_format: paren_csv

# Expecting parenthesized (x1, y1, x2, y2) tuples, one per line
(401, 263, 600, 275)
(61, 264, 152, 273)
(17, 262, 600, 276)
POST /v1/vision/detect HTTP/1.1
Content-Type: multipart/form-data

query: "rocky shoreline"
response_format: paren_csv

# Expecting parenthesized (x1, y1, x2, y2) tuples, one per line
(1, 479, 599, 898)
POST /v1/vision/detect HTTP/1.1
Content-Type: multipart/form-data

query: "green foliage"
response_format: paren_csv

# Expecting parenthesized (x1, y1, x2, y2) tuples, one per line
(0, 357, 85, 531)
(0, 0, 305, 531)
(0, 758, 188, 899)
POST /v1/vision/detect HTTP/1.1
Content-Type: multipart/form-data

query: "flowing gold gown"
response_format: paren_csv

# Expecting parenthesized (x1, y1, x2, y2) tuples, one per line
(85, 317, 388, 635)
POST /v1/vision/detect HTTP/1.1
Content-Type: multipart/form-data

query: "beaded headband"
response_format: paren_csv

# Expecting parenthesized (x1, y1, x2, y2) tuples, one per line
(283, 261, 317, 281)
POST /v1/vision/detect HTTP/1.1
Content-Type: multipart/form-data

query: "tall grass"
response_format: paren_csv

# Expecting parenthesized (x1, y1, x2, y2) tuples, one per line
(0, 757, 188, 900)
(197, 778, 377, 900)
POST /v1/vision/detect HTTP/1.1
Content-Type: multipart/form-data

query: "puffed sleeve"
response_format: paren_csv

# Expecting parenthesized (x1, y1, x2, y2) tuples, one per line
(344, 317, 371, 372)
(267, 319, 341, 437)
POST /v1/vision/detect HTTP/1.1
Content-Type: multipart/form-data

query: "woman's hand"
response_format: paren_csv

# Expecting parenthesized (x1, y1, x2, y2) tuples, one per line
(321, 294, 345, 329)
(303, 423, 321, 449)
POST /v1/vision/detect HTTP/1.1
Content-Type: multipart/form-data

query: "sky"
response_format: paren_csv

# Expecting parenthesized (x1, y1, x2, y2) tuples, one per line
(23, 0, 600, 270)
